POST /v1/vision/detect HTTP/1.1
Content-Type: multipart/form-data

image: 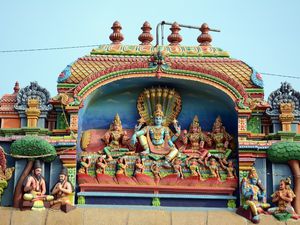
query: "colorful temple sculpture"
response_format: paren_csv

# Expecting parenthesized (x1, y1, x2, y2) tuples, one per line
(0, 21, 299, 222)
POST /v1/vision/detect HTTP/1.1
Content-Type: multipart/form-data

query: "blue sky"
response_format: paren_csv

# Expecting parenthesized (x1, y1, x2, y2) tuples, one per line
(1, 1, 300, 99)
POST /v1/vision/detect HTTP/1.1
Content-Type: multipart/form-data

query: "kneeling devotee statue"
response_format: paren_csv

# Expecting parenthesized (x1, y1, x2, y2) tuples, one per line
(268, 177, 299, 220)
(23, 160, 54, 211)
(131, 104, 181, 167)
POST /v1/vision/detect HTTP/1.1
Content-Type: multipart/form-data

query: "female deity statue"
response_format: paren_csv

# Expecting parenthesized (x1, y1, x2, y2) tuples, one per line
(151, 162, 161, 184)
(95, 157, 107, 175)
(116, 157, 128, 176)
(131, 104, 181, 167)
(101, 114, 131, 161)
(240, 168, 270, 223)
(219, 159, 236, 179)
(172, 158, 184, 179)
(211, 116, 233, 163)
(134, 158, 145, 175)
(185, 158, 202, 179)
(204, 157, 220, 180)
(181, 115, 211, 163)
(78, 156, 91, 174)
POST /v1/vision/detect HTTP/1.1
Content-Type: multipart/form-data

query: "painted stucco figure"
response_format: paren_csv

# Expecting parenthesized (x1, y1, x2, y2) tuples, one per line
(219, 159, 236, 179)
(101, 114, 131, 161)
(186, 158, 202, 180)
(268, 177, 299, 220)
(51, 167, 75, 212)
(95, 157, 107, 175)
(240, 168, 270, 223)
(131, 104, 181, 167)
(172, 158, 184, 179)
(23, 160, 54, 211)
(78, 156, 91, 174)
(134, 158, 145, 175)
(211, 116, 232, 163)
(181, 115, 211, 163)
(205, 157, 220, 180)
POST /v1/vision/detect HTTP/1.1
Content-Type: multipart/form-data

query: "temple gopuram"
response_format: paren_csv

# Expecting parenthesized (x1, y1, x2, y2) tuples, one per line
(0, 21, 300, 223)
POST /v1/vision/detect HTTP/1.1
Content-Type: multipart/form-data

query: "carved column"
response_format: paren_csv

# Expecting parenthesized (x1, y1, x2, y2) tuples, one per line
(65, 106, 79, 133)
(279, 103, 294, 132)
(25, 99, 41, 128)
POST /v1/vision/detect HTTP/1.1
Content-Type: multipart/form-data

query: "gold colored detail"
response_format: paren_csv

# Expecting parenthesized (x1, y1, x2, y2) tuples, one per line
(279, 103, 295, 132)
(25, 98, 41, 128)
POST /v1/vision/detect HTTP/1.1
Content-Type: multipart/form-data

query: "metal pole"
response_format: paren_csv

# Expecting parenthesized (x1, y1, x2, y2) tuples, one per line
(155, 21, 220, 46)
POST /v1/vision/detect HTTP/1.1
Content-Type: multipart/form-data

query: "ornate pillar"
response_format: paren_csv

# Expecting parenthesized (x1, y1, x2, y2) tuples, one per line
(25, 99, 41, 128)
(65, 106, 79, 133)
(279, 102, 294, 132)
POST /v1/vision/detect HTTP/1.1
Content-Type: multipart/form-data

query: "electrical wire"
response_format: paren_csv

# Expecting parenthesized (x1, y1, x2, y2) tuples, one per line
(0, 45, 300, 79)
(0, 45, 99, 53)
(260, 72, 300, 79)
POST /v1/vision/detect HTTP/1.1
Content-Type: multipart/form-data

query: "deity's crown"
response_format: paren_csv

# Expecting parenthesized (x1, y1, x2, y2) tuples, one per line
(248, 167, 258, 178)
(190, 115, 200, 128)
(113, 113, 122, 126)
(154, 104, 164, 117)
(213, 115, 223, 129)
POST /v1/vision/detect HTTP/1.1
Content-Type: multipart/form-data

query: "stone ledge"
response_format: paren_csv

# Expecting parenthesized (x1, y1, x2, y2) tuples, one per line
(1, 207, 299, 225)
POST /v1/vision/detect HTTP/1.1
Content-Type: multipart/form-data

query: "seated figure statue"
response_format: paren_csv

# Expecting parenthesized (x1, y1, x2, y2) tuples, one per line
(100, 114, 131, 161)
(23, 160, 54, 211)
(131, 104, 181, 167)
(268, 177, 299, 220)
(240, 168, 270, 223)
(210, 116, 233, 163)
(181, 115, 211, 163)
(51, 167, 75, 212)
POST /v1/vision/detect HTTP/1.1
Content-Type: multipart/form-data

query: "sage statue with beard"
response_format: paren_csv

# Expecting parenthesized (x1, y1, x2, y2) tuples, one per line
(51, 167, 74, 211)
(23, 160, 54, 210)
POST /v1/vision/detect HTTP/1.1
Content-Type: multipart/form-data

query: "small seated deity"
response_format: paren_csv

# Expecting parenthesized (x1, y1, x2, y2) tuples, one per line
(134, 158, 145, 175)
(210, 116, 233, 162)
(268, 177, 299, 219)
(205, 157, 220, 180)
(51, 167, 75, 212)
(185, 158, 202, 179)
(172, 158, 184, 179)
(131, 104, 181, 167)
(78, 156, 91, 174)
(23, 160, 54, 210)
(181, 115, 211, 163)
(101, 114, 131, 161)
(95, 157, 107, 175)
(240, 168, 270, 223)
(116, 157, 128, 176)
(219, 159, 236, 179)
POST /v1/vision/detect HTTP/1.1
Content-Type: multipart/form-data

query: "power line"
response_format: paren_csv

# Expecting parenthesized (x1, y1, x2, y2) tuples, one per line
(260, 72, 300, 79)
(0, 45, 99, 53)
(0, 45, 300, 80)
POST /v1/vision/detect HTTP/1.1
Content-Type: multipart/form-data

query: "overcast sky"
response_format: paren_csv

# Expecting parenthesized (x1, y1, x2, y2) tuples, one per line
(1, 1, 300, 99)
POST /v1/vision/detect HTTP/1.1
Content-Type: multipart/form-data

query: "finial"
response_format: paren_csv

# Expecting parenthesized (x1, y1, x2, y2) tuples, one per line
(109, 21, 124, 44)
(13, 81, 19, 93)
(197, 23, 212, 46)
(167, 22, 182, 46)
(138, 21, 153, 45)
